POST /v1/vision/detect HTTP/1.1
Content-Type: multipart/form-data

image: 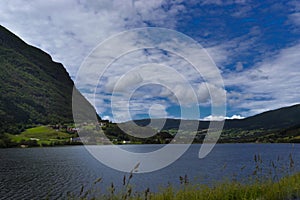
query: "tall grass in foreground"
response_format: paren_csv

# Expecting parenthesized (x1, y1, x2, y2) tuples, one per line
(67, 153, 300, 200)
(149, 173, 300, 200)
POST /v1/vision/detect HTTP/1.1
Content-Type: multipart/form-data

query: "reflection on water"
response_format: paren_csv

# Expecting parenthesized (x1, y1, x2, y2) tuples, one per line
(0, 144, 299, 199)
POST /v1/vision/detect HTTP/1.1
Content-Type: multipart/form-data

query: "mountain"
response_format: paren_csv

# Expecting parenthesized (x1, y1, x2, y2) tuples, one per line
(0, 25, 98, 134)
(129, 104, 300, 143)
(132, 104, 300, 131)
(224, 104, 300, 130)
(1, 24, 299, 144)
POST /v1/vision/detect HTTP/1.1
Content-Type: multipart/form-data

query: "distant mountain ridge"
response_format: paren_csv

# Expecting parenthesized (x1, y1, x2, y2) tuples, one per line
(132, 104, 300, 131)
(224, 104, 300, 130)
(0, 25, 98, 133)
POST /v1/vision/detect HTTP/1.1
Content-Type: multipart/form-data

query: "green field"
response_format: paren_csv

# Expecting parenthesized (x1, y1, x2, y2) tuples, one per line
(7, 126, 75, 147)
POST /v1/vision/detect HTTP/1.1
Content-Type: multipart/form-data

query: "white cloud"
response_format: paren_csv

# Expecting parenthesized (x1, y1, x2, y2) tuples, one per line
(287, 1, 300, 32)
(224, 42, 300, 116)
(226, 115, 244, 120)
(235, 62, 244, 71)
(202, 114, 244, 121)
(102, 115, 112, 121)
(201, 0, 248, 6)
(107, 71, 144, 93)
(202, 115, 225, 121)
(197, 83, 226, 106)
(0, 0, 186, 77)
(289, 13, 300, 26)
(72, 27, 226, 122)
(209, 26, 262, 67)
(148, 104, 168, 118)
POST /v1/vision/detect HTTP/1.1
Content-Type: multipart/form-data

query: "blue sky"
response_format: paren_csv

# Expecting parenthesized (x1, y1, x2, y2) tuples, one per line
(0, 0, 300, 122)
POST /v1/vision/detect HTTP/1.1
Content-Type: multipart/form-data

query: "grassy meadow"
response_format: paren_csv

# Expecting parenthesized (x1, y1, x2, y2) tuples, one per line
(67, 172, 300, 200)
(6, 126, 75, 147)
(68, 154, 300, 200)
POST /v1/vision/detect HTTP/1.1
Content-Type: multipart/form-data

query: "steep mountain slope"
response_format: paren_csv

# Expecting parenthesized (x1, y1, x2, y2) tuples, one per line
(0, 25, 98, 133)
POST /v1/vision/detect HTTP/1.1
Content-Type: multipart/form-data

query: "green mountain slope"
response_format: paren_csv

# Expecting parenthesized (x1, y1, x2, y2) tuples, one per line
(0, 25, 98, 133)
(132, 104, 300, 131)
(223, 104, 300, 130)
(130, 105, 300, 143)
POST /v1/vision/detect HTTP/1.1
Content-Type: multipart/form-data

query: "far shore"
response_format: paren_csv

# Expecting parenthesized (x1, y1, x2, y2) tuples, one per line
(1, 141, 298, 149)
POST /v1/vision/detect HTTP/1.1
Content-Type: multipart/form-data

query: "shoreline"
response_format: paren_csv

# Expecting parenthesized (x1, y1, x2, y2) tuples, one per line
(0, 142, 298, 149)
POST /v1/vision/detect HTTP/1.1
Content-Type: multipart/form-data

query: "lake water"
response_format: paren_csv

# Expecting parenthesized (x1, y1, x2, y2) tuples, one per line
(0, 144, 299, 199)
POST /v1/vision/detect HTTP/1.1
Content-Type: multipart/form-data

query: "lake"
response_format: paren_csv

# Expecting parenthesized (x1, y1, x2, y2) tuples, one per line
(0, 144, 299, 199)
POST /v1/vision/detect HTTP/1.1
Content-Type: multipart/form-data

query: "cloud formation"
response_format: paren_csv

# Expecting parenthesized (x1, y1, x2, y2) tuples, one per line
(1, 0, 300, 120)
(0, 0, 185, 76)
(225, 42, 300, 116)
(203, 114, 244, 121)
(74, 28, 225, 122)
